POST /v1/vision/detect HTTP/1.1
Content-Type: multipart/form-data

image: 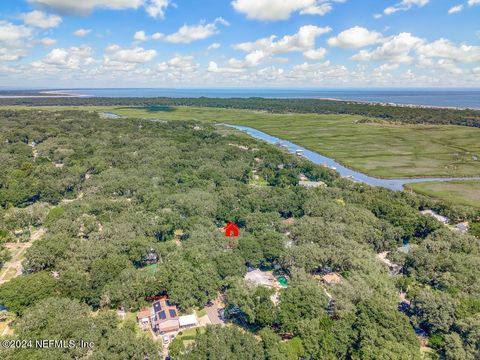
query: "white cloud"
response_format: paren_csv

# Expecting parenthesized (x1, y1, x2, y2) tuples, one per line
(39, 37, 56, 46)
(29, 0, 172, 18)
(352, 32, 423, 64)
(416, 38, 480, 62)
(145, 0, 170, 19)
(375, 63, 400, 72)
(133, 30, 148, 41)
(208, 43, 221, 50)
(435, 59, 463, 74)
(207, 61, 244, 73)
(300, 2, 333, 16)
(231, 0, 342, 21)
(152, 18, 229, 44)
(22, 10, 62, 29)
(303, 48, 327, 60)
(468, 0, 480, 5)
(0, 22, 32, 44)
(226, 25, 331, 69)
(288, 60, 350, 83)
(104, 44, 157, 63)
(384, 0, 429, 15)
(448, 4, 464, 13)
(228, 50, 269, 68)
(328, 26, 383, 49)
(157, 55, 198, 72)
(32, 45, 94, 70)
(0, 21, 32, 61)
(74, 28, 91, 37)
(234, 25, 331, 54)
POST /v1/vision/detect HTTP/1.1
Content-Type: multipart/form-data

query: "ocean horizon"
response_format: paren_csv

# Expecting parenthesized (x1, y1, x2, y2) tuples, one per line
(1, 88, 480, 109)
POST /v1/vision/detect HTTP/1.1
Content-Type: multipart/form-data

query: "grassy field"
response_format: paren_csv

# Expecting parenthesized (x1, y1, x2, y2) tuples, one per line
(9, 104, 480, 179)
(405, 181, 480, 208)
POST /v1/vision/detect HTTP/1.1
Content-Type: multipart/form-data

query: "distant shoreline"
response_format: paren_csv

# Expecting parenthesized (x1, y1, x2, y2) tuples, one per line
(0, 89, 478, 110)
(315, 97, 470, 110)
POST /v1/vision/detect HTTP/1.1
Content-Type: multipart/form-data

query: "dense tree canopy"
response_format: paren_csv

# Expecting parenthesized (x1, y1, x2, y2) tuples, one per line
(0, 109, 478, 359)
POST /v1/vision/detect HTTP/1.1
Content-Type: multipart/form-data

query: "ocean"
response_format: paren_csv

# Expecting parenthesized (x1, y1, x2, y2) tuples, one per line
(1, 88, 480, 109)
(53, 88, 480, 109)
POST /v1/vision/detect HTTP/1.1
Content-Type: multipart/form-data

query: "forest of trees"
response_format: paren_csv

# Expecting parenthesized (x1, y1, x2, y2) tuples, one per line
(0, 109, 478, 359)
(1, 96, 480, 128)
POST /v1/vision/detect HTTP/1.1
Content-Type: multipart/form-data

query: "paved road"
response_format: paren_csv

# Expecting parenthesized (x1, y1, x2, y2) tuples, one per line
(206, 304, 224, 325)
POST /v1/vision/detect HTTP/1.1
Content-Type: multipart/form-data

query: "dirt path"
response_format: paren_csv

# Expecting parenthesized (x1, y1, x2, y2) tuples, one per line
(28, 142, 38, 160)
(61, 192, 84, 204)
(0, 227, 46, 284)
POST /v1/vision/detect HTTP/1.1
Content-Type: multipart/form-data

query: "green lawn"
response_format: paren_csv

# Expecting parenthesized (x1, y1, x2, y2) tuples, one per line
(405, 181, 480, 208)
(6, 105, 480, 179)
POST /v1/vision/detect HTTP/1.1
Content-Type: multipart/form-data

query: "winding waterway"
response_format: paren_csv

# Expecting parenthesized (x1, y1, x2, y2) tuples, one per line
(225, 124, 480, 191)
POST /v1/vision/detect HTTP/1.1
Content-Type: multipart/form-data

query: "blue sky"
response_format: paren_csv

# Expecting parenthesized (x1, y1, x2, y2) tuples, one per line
(0, 0, 479, 87)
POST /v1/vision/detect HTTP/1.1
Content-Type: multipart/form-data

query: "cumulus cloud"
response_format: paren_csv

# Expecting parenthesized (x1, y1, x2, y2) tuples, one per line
(226, 25, 331, 69)
(384, 0, 429, 15)
(288, 60, 350, 83)
(22, 10, 62, 29)
(234, 25, 331, 54)
(29, 0, 172, 18)
(416, 38, 480, 62)
(74, 28, 91, 37)
(0, 21, 33, 61)
(104, 44, 157, 63)
(133, 30, 148, 41)
(228, 50, 269, 68)
(149, 18, 229, 44)
(328, 26, 383, 49)
(303, 48, 327, 60)
(231, 0, 344, 21)
(145, 0, 171, 19)
(207, 61, 244, 73)
(352, 32, 423, 64)
(32, 45, 94, 71)
(158, 55, 198, 72)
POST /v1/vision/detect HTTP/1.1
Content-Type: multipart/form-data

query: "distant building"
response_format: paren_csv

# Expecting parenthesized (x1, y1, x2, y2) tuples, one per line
(299, 180, 327, 189)
(151, 298, 180, 333)
(136, 297, 199, 334)
(321, 273, 342, 286)
(137, 307, 154, 329)
(420, 209, 449, 224)
(143, 249, 158, 265)
(455, 222, 469, 233)
(179, 314, 197, 328)
(298, 173, 308, 181)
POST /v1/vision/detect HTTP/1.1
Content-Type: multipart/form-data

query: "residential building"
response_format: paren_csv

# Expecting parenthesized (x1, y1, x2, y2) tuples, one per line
(322, 273, 342, 286)
(151, 298, 180, 333)
(179, 314, 197, 328)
